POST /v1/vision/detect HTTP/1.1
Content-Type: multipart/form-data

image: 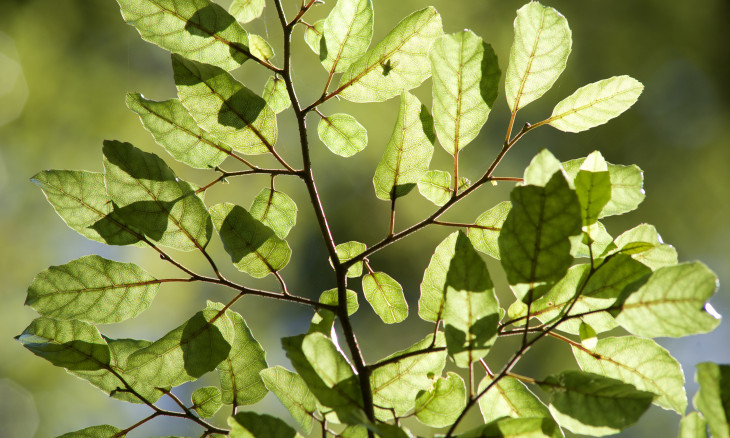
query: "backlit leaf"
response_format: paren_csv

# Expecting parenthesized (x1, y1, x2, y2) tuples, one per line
(335, 241, 367, 278)
(192, 386, 222, 418)
(248, 34, 274, 61)
(478, 375, 552, 424)
(310, 289, 359, 335)
(574, 151, 611, 226)
(260, 366, 317, 434)
(229, 412, 301, 438)
(249, 188, 297, 239)
(303, 20, 325, 54)
(414, 372, 465, 427)
(322, 0, 374, 73)
(523, 149, 565, 187)
(317, 113, 368, 157)
(262, 76, 291, 114)
(468, 201, 511, 260)
(460, 417, 560, 438)
(419, 232, 457, 322)
(680, 412, 709, 438)
(613, 224, 678, 270)
(694, 363, 730, 438)
(417, 170, 468, 206)
(362, 272, 408, 324)
(57, 425, 123, 438)
(229, 0, 264, 24)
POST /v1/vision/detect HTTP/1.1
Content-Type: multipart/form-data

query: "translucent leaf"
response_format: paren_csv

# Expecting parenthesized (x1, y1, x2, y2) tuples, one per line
(694, 363, 730, 438)
(322, 0, 374, 73)
(335, 241, 367, 278)
(249, 188, 297, 239)
(578, 322, 598, 349)
(570, 221, 613, 260)
(362, 272, 408, 324)
(499, 171, 582, 286)
(541, 370, 654, 436)
(210, 203, 291, 278)
(430, 31, 500, 155)
(192, 386, 222, 418)
(173, 55, 278, 155)
(262, 76, 291, 114)
(505, 2, 572, 111)
(116, 0, 250, 71)
(616, 262, 720, 337)
(126, 93, 231, 169)
(460, 417, 561, 438)
(548, 76, 644, 133)
(260, 366, 317, 434)
(26, 255, 159, 324)
(310, 289, 359, 335)
(523, 149, 565, 187)
(248, 34, 274, 62)
(478, 375, 551, 424)
(124, 302, 235, 388)
(680, 412, 709, 438)
(373, 92, 435, 200)
(417, 170, 468, 206)
(419, 232, 457, 322)
(317, 113, 368, 157)
(337, 7, 443, 103)
(414, 372, 465, 427)
(303, 20, 325, 54)
(371, 333, 447, 420)
(574, 151, 611, 226)
(468, 201, 512, 260)
(613, 224, 678, 270)
(216, 308, 268, 406)
(320, 289, 359, 315)
(102, 140, 213, 251)
(57, 425, 123, 438)
(229, 0, 264, 24)
(572, 336, 687, 413)
(228, 412, 301, 438)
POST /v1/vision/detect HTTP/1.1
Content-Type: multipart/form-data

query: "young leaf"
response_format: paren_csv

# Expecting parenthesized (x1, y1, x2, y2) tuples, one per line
(523, 149, 565, 187)
(260, 366, 317, 434)
(216, 308, 268, 407)
(572, 336, 687, 413)
(172, 55, 278, 155)
(57, 425, 123, 438)
(228, 412, 301, 438)
(578, 321, 598, 349)
(478, 375, 552, 424)
(613, 224, 678, 270)
(317, 113, 368, 157)
(337, 7, 443, 102)
(468, 201, 512, 260)
(574, 151, 611, 226)
(192, 386, 222, 418)
(373, 92, 435, 200)
(303, 20, 325, 54)
(419, 231, 458, 322)
(126, 93, 231, 169)
(414, 372, 466, 428)
(459, 417, 560, 438)
(499, 171, 582, 286)
(26, 255, 160, 324)
(430, 31, 500, 155)
(680, 412, 709, 438)
(362, 272, 408, 324)
(541, 370, 655, 436)
(694, 363, 730, 438)
(249, 188, 297, 239)
(548, 76, 644, 133)
(210, 202, 291, 278)
(505, 1, 572, 111)
(229, 0, 264, 24)
(321, 0, 374, 73)
(116, 0, 251, 71)
(335, 241, 367, 278)
(570, 221, 614, 260)
(320, 288, 360, 315)
(248, 34, 274, 62)
(102, 140, 213, 251)
(616, 262, 720, 337)
(310, 289, 359, 335)
(417, 170, 453, 206)
(262, 76, 291, 114)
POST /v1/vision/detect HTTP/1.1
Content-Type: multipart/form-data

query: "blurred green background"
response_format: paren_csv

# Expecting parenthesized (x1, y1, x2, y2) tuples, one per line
(1, 0, 728, 436)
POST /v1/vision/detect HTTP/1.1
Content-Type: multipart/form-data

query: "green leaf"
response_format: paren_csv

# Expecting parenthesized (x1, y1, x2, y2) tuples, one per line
(459, 417, 561, 438)
(16, 317, 110, 371)
(210, 202, 291, 278)
(373, 92, 435, 200)
(310, 289, 359, 335)
(102, 140, 213, 251)
(694, 363, 730, 438)
(216, 308, 268, 407)
(468, 201, 511, 260)
(116, 0, 250, 71)
(613, 224, 678, 270)
(337, 7, 443, 103)
(541, 370, 654, 436)
(505, 1, 572, 111)
(478, 375, 552, 424)
(322, 0, 374, 73)
(616, 262, 720, 337)
(419, 232, 457, 322)
(57, 425, 124, 438)
(680, 412, 709, 438)
(362, 272, 408, 324)
(320, 289, 359, 315)
(523, 149, 565, 187)
(248, 34, 274, 62)
(570, 221, 613, 260)
(499, 171, 582, 286)
(192, 386, 222, 418)
(578, 322, 598, 349)
(126, 93, 231, 169)
(303, 20, 325, 54)
(370, 333, 447, 420)
(124, 302, 234, 388)
(572, 336, 687, 413)
(414, 372, 465, 427)
(574, 151, 611, 226)
(260, 366, 317, 434)
(262, 76, 291, 114)
(249, 188, 297, 239)
(229, 0, 264, 24)
(430, 31, 500, 155)
(548, 76, 644, 133)
(173, 55, 278, 155)
(317, 113, 368, 157)
(229, 412, 301, 438)
(335, 241, 367, 278)
(26, 255, 159, 324)
(417, 170, 468, 206)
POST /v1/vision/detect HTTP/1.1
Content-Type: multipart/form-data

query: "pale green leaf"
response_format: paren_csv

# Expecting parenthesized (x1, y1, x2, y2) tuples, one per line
(126, 93, 231, 169)
(572, 336, 687, 413)
(260, 366, 317, 434)
(26, 255, 159, 324)
(478, 375, 551, 424)
(320, 289, 359, 315)
(57, 425, 124, 438)
(574, 151, 611, 226)
(419, 231, 457, 322)
(417, 170, 468, 206)
(249, 188, 297, 239)
(173, 55, 278, 155)
(303, 20, 325, 54)
(310, 289, 358, 335)
(613, 224, 678, 270)
(523, 149, 565, 187)
(317, 113, 368, 157)
(680, 412, 709, 438)
(262, 76, 291, 114)
(229, 412, 301, 438)
(373, 92, 435, 200)
(192, 386, 222, 418)
(548, 76, 644, 133)
(335, 241, 367, 278)
(210, 202, 291, 278)
(694, 363, 730, 438)
(229, 0, 264, 23)
(116, 0, 250, 70)
(570, 221, 614, 260)
(616, 262, 720, 337)
(578, 322, 598, 349)
(468, 201, 511, 260)
(322, 0, 374, 73)
(337, 7, 443, 102)
(459, 417, 561, 438)
(362, 272, 408, 324)
(505, 1, 571, 111)
(248, 34, 274, 61)
(430, 31, 500, 155)
(414, 372, 465, 427)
